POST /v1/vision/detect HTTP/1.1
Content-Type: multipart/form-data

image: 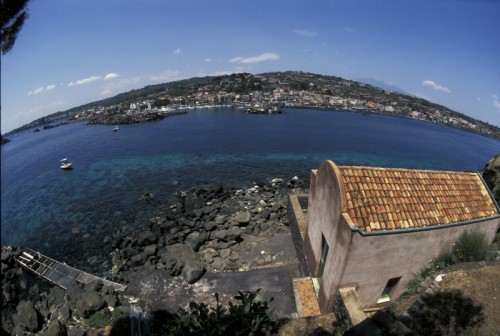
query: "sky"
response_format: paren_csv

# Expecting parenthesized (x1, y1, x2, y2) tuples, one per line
(2, 0, 500, 133)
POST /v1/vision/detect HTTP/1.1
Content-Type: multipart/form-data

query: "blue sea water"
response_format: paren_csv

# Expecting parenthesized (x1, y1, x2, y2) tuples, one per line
(2, 108, 499, 260)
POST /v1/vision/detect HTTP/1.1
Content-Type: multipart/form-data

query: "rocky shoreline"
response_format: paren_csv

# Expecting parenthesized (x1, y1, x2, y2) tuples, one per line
(85, 110, 187, 125)
(1, 177, 306, 335)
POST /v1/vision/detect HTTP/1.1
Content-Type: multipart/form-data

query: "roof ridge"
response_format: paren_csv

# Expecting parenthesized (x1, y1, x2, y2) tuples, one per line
(338, 165, 477, 175)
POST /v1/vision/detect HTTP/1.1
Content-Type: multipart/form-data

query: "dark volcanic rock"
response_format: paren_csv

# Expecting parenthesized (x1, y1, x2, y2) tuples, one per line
(15, 300, 41, 332)
(160, 243, 205, 283)
(67, 326, 86, 336)
(129, 251, 149, 267)
(76, 291, 105, 318)
(161, 244, 192, 276)
(137, 230, 158, 246)
(234, 211, 251, 225)
(45, 319, 67, 336)
(185, 231, 208, 251)
(182, 259, 205, 284)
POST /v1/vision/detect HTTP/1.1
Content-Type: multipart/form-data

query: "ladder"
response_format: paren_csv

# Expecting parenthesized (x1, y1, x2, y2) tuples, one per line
(16, 248, 126, 292)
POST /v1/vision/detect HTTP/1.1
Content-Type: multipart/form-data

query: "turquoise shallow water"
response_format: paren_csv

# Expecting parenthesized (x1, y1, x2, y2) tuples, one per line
(2, 108, 499, 257)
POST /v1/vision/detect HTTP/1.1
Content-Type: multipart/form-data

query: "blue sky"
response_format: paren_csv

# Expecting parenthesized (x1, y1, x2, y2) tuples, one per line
(2, 0, 499, 133)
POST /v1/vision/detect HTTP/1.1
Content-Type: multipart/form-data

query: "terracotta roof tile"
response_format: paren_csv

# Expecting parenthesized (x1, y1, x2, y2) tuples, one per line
(338, 166, 498, 232)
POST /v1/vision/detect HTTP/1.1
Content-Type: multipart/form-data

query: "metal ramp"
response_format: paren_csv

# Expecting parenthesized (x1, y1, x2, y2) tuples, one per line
(16, 248, 127, 292)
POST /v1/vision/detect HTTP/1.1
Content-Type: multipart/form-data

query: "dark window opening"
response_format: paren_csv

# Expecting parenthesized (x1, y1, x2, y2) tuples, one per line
(378, 277, 401, 303)
(317, 234, 329, 282)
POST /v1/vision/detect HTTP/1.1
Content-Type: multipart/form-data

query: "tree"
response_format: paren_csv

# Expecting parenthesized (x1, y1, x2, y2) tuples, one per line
(1, 0, 30, 54)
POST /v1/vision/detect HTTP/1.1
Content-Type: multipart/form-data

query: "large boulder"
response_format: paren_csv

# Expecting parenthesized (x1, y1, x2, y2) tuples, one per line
(213, 229, 228, 241)
(161, 243, 205, 283)
(129, 251, 149, 266)
(185, 231, 207, 251)
(182, 259, 205, 284)
(15, 301, 41, 332)
(76, 291, 105, 318)
(161, 244, 190, 275)
(234, 211, 251, 225)
(45, 319, 67, 336)
(226, 226, 242, 241)
(137, 230, 158, 246)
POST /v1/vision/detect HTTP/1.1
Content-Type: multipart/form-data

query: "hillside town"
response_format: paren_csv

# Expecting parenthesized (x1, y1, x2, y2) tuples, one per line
(10, 72, 500, 138)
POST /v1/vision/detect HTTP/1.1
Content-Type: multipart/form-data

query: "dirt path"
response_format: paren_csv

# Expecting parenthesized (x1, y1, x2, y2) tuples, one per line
(438, 262, 500, 335)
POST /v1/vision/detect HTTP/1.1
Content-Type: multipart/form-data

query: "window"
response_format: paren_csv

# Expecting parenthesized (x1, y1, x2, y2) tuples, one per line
(377, 277, 401, 303)
(317, 234, 329, 282)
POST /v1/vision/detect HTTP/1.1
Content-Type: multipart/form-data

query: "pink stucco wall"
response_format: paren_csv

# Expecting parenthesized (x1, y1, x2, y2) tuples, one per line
(340, 218, 499, 308)
(304, 161, 352, 312)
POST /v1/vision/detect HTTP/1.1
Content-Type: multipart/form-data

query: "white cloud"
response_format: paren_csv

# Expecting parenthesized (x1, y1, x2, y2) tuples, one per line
(342, 27, 354, 34)
(491, 94, 499, 100)
(150, 70, 181, 82)
(229, 52, 279, 64)
(68, 75, 101, 87)
(104, 73, 119, 80)
(421, 80, 451, 94)
(100, 76, 145, 96)
(32, 87, 45, 95)
(205, 58, 212, 62)
(293, 29, 317, 37)
(28, 84, 57, 95)
(172, 48, 181, 55)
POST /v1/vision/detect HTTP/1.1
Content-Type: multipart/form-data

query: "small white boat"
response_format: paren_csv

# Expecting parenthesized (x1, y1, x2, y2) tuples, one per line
(60, 158, 73, 170)
(112, 126, 119, 132)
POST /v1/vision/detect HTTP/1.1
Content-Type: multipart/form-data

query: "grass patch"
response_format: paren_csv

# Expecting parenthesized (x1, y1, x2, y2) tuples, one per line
(86, 308, 126, 329)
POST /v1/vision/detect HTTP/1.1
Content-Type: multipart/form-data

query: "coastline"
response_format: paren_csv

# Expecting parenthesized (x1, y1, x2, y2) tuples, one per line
(5, 105, 498, 142)
(1, 177, 307, 334)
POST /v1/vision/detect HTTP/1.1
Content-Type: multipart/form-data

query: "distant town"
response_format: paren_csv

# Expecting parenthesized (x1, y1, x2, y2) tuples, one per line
(5, 71, 500, 139)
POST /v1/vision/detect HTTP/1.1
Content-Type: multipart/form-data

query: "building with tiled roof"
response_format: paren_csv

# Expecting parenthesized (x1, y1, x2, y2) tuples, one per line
(303, 160, 500, 313)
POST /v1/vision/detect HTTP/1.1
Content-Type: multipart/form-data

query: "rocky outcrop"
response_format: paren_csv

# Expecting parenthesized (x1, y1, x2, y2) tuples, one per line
(482, 153, 500, 204)
(1, 248, 123, 335)
(86, 110, 187, 125)
(1, 176, 306, 334)
(14, 301, 41, 333)
(106, 177, 305, 285)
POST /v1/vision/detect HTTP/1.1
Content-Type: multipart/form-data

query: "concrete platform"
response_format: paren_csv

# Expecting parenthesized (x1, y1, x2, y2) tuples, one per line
(292, 277, 321, 317)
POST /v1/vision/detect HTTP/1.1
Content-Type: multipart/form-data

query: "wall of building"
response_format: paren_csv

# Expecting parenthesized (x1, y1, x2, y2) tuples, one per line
(339, 218, 499, 308)
(304, 161, 353, 313)
(287, 193, 310, 276)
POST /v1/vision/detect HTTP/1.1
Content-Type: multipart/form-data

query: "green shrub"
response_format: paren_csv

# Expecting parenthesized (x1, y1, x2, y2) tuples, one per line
(86, 308, 126, 329)
(406, 230, 492, 294)
(406, 273, 424, 294)
(451, 230, 491, 263)
(162, 289, 279, 336)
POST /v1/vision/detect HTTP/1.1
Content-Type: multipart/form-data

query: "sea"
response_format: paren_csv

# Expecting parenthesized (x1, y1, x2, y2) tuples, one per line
(2, 108, 499, 265)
